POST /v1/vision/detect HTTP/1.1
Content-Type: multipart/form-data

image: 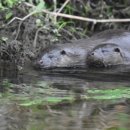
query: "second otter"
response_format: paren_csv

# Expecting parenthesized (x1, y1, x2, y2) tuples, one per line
(87, 30, 130, 67)
(87, 43, 128, 67)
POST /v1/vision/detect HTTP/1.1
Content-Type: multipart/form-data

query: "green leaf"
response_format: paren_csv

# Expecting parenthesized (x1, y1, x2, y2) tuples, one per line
(32, 0, 46, 12)
(5, 12, 13, 20)
(7, 0, 13, 7)
(0, 3, 4, 9)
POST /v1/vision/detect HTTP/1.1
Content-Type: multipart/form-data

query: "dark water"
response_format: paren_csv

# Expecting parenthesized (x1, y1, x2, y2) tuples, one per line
(1, 66, 130, 130)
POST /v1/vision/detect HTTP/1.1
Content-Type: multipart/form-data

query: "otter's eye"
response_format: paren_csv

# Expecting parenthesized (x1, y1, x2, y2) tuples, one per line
(102, 50, 105, 53)
(48, 55, 53, 59)
(114, 48, 120, 52)
(60, 50, 66, 55)
(102, 49, 107, 53)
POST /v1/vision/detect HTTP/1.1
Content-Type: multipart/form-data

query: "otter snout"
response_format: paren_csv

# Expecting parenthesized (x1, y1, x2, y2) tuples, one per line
(33, 60, 44, 69)
(37, 60, 44, 66)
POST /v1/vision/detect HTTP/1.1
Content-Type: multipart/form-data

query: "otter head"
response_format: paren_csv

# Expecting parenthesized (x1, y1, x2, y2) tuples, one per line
(34, 46, 86, 69)
(87, 43, 124, 68)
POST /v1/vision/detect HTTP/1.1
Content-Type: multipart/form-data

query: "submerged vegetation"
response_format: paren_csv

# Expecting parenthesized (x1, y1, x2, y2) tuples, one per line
(0, 79, 130, 107)
(87, 87, 130, 100)
(19, 86, 130, 107)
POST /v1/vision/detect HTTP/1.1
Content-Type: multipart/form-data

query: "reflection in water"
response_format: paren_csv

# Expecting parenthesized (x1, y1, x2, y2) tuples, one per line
(0, 103, 29, 130)
(1, 65, 130, 130)
(28, 100, 130, 130)
(38, 65, 130, 82)
(0, 100, 130, 130)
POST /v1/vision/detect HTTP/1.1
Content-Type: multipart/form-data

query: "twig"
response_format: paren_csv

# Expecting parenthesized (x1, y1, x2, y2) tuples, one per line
(7, 10, 42, 40)
(8, 2, 130, 26)
(8, 11, 40, 40)
(33, 26, 44, 48)
(57, 0, 70, 13)
(24, 2, 130, 24)
(53, 0, 57, 23)
(6, 1, 130, 48)
(15, 21, 23, 40)
(55, 0, 70, 23)
(7, 11, 37, 25)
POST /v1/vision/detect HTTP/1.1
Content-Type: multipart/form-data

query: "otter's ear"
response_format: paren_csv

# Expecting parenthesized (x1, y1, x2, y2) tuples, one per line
(114, 48, 120, 53)
(60, 50, 66, 55)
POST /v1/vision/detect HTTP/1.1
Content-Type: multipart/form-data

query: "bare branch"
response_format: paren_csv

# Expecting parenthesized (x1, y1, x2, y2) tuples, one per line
(33, 27, 44, 48)
(57, 0, 70, 13)
(53, 0, 57, 23)
(23, 2, 130, 24)
(7, 11, 37, 25)
(7, 1, 130, 43)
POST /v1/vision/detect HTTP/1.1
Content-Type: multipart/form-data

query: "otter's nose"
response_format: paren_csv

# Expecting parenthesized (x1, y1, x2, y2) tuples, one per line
(90, 52, 94, 55)
(87, 52, 95, 58)
(33, 60, 44, 70)
(38, 60, 44, 65)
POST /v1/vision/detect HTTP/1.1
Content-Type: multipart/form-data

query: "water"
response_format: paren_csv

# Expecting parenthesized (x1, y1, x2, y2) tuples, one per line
(0, 66, 130, 130)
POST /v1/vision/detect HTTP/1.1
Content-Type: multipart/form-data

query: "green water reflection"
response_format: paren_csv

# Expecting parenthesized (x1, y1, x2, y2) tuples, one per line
(0, 73, 130, 130)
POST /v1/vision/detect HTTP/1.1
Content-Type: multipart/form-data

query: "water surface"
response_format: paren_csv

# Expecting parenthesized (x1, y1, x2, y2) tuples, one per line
(0, 66, 130, 130)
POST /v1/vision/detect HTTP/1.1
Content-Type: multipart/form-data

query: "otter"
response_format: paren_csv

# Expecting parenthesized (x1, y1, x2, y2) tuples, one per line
(33, 39, 93, 69)
(87, 30, 130, 67)
(34, 30, 130, 69)
(87, 43, 128, 67)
